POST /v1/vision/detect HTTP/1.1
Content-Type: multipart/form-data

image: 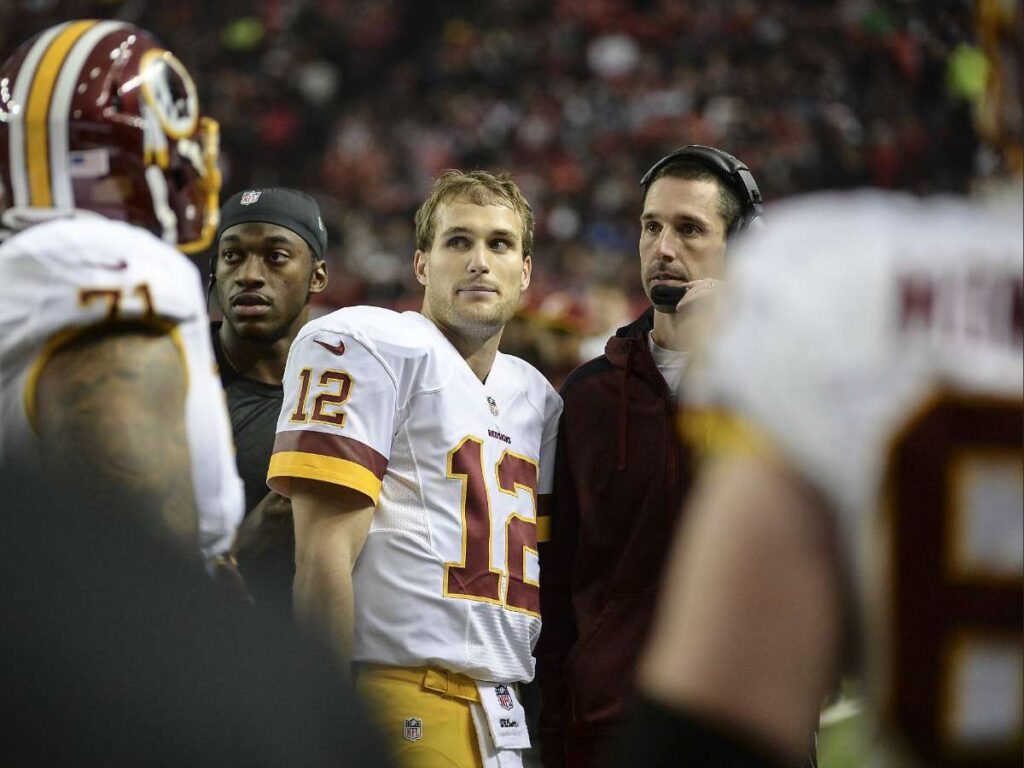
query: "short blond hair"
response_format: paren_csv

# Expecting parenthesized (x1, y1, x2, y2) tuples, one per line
(414, 170, 534, 257)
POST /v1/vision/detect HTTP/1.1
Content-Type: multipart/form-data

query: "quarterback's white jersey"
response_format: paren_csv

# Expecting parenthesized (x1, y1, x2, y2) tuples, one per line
(270, 307, 562, 683)
(0, 216, 244, 560)
(688, 190, 1023, 763)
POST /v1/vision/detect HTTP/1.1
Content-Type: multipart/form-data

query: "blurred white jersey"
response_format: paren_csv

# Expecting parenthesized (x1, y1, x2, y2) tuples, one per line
(270, 307, 562, 683)
(688, 190, 1023, 765)
(0, 216, 244, 560)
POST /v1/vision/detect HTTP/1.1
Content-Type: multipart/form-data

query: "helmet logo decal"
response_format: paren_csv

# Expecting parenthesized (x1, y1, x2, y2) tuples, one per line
(139, 49, 199, 172)
(138, 49, 199, 140)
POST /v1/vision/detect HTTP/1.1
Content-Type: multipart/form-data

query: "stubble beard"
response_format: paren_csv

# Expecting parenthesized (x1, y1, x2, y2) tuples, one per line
(430, 289, 517, 343)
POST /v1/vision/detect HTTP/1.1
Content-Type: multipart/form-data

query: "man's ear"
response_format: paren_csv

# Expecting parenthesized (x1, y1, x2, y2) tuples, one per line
(413, 250, 429, 287)
(520, 253, 532, 291)
(310, 260, 328, 294)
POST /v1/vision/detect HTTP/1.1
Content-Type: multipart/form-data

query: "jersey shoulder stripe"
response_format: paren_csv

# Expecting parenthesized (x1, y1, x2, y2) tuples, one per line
(269, 429, 388, 503)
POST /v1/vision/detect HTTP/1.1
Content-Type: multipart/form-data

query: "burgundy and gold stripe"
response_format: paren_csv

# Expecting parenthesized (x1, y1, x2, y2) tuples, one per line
(536, 516, 552, 543)
(268, 430, 388, 505)
(678, 407, 777, 460)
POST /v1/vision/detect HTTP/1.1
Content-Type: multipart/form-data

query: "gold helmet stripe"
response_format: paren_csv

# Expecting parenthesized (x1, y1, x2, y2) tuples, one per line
(48, 20, 129, 209)
(8, 21, 70, 208)
(24, 20, 97, 207)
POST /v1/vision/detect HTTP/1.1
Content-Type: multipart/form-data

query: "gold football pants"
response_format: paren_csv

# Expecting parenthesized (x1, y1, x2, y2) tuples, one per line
(355, 664, 484, 768)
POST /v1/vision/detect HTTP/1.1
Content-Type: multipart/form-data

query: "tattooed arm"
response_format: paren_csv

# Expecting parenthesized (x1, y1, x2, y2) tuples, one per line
(35, 326, 199, 553)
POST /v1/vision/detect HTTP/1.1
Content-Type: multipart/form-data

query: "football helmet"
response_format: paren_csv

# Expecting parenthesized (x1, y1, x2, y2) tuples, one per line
(0, 20, 220, 252)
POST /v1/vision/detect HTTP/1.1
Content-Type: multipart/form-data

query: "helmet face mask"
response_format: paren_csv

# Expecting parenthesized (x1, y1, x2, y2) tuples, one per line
(0, 20, 220, 251)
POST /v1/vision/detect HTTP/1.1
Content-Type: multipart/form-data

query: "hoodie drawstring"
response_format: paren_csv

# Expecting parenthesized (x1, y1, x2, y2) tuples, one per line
(616, 342, 636, 470)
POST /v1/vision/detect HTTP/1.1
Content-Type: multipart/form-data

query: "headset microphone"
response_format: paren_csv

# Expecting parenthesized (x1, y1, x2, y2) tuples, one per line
(650, 284, 688, 311)
(641, 145, 764, 313)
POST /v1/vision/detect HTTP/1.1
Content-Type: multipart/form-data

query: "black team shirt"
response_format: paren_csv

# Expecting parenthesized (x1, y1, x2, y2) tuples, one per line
(210, 321, 283, 516)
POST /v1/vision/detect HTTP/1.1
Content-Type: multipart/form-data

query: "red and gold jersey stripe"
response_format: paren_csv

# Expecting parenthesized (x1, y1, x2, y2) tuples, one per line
(268, 430, 388, 505)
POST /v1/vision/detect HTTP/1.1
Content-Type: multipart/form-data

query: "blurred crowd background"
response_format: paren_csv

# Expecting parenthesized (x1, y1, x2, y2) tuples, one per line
(1, 0, 990, 384)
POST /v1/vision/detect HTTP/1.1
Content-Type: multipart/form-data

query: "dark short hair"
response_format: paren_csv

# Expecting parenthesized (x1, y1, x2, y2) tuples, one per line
(642, 158, 742, 233)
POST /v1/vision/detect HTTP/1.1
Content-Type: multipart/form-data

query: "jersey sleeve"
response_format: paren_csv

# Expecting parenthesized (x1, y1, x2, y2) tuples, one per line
(2, 218, 202, 328)
(0, 219, 209, 433)
(536, 384, 563, 496)
(267, 329, 399, 505)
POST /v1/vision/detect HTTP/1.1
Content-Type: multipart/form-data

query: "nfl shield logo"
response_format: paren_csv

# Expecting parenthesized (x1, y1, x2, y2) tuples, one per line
(495, 684, 514, 711)
(239, 190, 262, 206)
(487, 396, 499, 417)
(403, 717, 423, 742)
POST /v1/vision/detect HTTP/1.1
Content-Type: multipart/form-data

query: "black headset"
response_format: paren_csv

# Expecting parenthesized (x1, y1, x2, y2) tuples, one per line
(207, 249, 220, 301)
(640, 144, 764, 234)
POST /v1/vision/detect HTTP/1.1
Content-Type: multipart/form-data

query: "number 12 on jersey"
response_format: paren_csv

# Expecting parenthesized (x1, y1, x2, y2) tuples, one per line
(443, 437, 540, 617)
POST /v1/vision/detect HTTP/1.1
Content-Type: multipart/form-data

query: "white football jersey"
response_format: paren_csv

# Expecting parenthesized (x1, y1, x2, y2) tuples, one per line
(0, 216, 244, 561)
(688, 190, 1023, 764)
(270, 307, 562, 683)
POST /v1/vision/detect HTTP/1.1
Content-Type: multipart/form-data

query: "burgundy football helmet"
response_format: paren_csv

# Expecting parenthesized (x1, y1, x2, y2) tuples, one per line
(0, 20, 220, 253)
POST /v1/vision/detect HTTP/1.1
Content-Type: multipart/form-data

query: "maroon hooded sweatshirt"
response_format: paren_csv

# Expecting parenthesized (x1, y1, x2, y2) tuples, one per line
(536, 308, 693, 767)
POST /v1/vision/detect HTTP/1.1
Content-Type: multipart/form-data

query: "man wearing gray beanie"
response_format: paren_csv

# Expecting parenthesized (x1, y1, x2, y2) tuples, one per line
(210, 187, 329, 611)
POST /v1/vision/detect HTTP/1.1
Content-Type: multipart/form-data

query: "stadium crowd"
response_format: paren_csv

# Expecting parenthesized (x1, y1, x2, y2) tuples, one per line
(2, 0, 984, 377)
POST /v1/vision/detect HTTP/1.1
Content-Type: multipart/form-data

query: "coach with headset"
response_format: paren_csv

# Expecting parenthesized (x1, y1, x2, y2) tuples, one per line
(535, 146, 764, 767)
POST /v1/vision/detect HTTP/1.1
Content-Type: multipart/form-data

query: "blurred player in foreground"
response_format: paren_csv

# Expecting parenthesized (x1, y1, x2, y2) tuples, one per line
(268, 170, 562, 768)
(623, 2, 1024, 766)
(0, 465, 391, 767)
(0, 21, 242, 561)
